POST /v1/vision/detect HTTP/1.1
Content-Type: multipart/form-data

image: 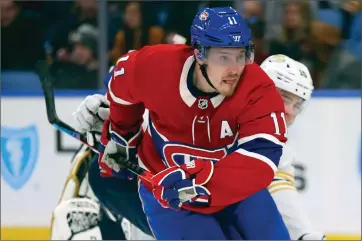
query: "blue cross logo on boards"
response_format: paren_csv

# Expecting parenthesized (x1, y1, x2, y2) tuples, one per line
(1, 125, 39, 190)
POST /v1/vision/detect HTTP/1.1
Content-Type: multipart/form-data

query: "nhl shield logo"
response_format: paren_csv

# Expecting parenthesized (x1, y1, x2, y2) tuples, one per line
(198, 99, 208, 110)
(1, 125, 39, 190)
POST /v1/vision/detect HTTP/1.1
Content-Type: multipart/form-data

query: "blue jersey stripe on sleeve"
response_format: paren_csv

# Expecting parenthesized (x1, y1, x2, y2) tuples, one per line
(238, 138, 283, 167)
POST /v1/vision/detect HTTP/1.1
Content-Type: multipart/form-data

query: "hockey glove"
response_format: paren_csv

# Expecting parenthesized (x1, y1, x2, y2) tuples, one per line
(151, 159, 214, 210)
(73, 94, 110, 146)
(98, 122, 141, 179)
(98, 139, 137, 179)
(73, 94, 110, 133)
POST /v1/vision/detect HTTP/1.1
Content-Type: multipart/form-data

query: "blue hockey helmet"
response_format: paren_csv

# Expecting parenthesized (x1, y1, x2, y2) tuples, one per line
(191, 7, 253, 54)
(190, 7, 254, 91)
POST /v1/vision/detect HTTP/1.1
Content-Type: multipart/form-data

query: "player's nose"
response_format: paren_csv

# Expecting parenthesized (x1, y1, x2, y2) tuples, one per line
(228, 65, 244, 74)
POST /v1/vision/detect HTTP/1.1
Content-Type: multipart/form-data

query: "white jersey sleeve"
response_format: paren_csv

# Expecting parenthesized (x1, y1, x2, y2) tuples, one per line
(268, 140, 325, 240)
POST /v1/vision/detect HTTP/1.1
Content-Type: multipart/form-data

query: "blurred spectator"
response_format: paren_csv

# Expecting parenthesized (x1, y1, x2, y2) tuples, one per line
(309, 8, 342, 87)
(322, 12, 361, 89)
(46, 0, 98, 63)
(162, 2, 201, 45)
(106, 2, 123, 50)
(76, 0, 98, 24)
(240, 0, 268, 64)
(110, 1, 165, 64)
(268, 0, 314, 70)
(340, 0, 361, 14)
(339, 0, 361, 40)
(241, 0, 263, 19)
(1, 0, 44, 71)
(70, 24, 99, 70)
(49, 24, 99, 90)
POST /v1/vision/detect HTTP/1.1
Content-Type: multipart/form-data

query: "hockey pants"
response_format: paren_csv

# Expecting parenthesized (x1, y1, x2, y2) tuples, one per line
(138, 182, 291, 240)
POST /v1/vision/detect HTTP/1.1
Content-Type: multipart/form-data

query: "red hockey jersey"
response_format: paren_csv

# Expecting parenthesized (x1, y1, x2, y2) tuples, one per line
(103, 44, 287, 214)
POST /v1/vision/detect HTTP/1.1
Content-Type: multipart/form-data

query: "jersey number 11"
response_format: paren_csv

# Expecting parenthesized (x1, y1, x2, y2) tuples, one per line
(270, 112, 288, 137)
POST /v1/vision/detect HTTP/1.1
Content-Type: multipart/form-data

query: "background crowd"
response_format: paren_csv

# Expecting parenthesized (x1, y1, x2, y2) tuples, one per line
(1, 0, 361, 90)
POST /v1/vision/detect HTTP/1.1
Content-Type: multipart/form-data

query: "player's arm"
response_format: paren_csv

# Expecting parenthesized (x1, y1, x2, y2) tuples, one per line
(106, 53, 145, 136)
(99, 51, 145, 177)
(269, 148, 325, 240)
(206, 68, 287, 207)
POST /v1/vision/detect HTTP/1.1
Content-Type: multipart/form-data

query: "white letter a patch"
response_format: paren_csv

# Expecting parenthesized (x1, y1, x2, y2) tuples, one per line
(220, 121, 233, 139)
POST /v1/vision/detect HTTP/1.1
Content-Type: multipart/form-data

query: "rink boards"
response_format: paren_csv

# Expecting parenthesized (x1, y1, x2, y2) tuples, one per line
(1, 90, 361, 240)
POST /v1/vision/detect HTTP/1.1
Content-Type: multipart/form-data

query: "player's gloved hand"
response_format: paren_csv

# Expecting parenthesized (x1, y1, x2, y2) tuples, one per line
(98, 126, 139, 179)
(298, 233, 326, 240)
(151, 159, 214, 211)
(73, 94, 110, 145)
(50, 197, 103, 240)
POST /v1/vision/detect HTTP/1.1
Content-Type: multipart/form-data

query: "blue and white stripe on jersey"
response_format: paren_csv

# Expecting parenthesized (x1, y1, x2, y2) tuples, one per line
(237, 134, 285, 172)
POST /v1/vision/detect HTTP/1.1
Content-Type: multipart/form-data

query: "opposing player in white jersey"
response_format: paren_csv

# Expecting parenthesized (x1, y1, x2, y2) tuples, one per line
(50, 54, 325, 240)
(261, 54, 325, 240)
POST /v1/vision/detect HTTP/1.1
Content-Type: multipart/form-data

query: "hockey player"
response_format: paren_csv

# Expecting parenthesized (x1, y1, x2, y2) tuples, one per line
(261, 55, 326, 240)
(96, 6, 289, 240)
(51, 6, 291, 240)
(51, 55, 326, 240)
(51, 54, 326, 240)
(51, 51, 327, 240)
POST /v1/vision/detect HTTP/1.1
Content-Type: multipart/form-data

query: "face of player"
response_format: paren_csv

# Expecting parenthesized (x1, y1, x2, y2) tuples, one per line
(277, 89, 305, 127)
(196, 47, 246, 97)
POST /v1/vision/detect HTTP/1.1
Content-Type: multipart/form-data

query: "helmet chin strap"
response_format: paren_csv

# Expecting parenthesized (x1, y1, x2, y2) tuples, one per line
(200, 64, 217, 91)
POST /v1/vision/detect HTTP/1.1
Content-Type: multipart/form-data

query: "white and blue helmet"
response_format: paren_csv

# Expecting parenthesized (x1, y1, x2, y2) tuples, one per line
(260, 54, 314, 102)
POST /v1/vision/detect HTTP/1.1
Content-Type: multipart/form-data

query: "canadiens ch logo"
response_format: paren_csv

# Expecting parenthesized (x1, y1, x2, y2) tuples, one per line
(198, 99, 208, 110)
(199, 11, 209, 21)
(1, 125, 39, 190)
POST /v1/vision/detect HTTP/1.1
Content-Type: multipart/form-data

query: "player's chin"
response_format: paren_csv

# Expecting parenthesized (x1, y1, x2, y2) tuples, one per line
(286, 116, 295, 127)
(218, 83, 237, 97)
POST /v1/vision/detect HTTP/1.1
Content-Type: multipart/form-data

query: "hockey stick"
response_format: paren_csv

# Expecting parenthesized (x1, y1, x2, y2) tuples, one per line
(35, 61, 154, 183)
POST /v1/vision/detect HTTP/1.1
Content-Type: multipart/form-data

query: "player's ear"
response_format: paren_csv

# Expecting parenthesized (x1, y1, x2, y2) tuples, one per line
(194, 49, 205, 65)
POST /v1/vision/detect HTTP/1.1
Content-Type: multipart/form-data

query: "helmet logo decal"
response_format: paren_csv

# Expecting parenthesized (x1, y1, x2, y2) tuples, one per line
(271, 55, 286, 63)
(299, 69, 307, 78)
(199, 11, 209, 21)
(232, 36, 241, 42)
